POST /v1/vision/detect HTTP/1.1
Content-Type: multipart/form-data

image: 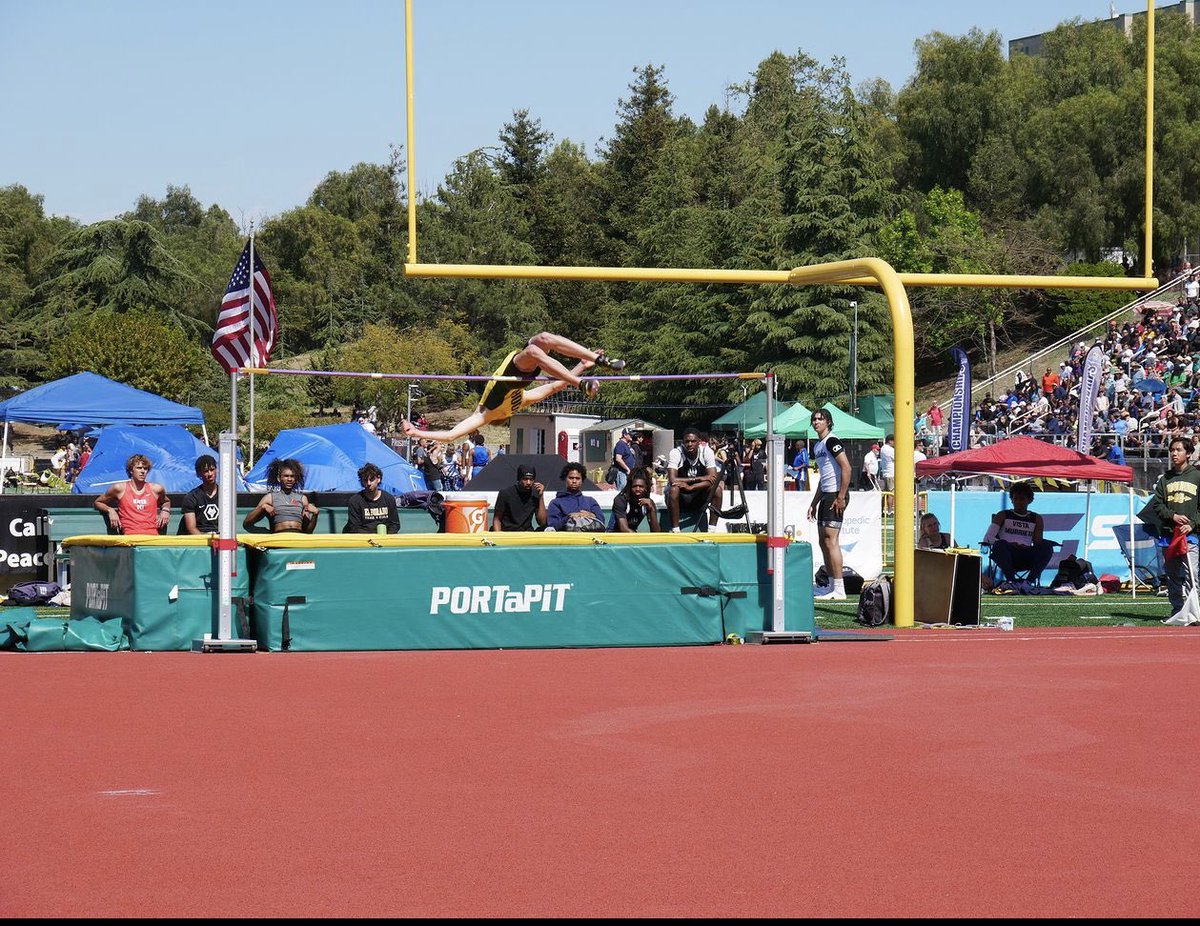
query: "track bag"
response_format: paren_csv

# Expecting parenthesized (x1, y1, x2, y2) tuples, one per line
(3, 581, 62, 606)
(854, 576, 892, 627)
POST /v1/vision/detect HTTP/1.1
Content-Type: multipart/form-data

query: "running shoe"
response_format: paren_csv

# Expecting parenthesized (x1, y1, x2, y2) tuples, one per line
(594, 351, 626, 371)
(581, 376, 600, 398)
(814, 588, 847, 601)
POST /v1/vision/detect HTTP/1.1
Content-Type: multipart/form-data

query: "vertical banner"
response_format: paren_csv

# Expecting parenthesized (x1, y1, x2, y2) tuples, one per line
(1076, 345, 1105, 453)
(948, 347, 971, 453)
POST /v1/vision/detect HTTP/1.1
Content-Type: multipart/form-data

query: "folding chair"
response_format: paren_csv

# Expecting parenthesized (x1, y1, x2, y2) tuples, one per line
(979, 539, 1060, 593)
(1112, 523, 1167, 594)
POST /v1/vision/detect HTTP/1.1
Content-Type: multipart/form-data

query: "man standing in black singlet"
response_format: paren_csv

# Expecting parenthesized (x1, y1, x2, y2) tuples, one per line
(808, 408, 852, 600)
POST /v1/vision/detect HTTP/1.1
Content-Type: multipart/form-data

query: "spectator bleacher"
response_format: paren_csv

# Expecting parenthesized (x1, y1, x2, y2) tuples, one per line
(935, 267, 1200, 467)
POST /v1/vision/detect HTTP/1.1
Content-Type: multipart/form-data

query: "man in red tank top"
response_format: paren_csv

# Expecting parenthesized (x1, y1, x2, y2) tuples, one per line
(93, 454, 171, 535)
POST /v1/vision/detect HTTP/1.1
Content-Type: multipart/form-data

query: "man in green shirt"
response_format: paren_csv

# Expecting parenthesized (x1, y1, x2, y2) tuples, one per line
(1151, 436, 1200, 625)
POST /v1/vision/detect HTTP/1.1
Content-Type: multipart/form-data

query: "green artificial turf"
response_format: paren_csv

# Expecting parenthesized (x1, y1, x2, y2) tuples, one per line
(14, 598, 1180, 636)
(815, 591, 1174, 630)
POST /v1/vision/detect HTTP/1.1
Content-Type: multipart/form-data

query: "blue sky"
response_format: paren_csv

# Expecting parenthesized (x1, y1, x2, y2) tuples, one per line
(1, 1, 1122, 226)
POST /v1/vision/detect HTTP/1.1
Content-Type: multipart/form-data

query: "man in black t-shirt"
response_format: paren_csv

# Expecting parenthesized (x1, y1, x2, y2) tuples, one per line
(180, 454, 221, 534)
(608, 468, 659, 532)
(492, 464, 547, 531)
(344, 463, 400, 533)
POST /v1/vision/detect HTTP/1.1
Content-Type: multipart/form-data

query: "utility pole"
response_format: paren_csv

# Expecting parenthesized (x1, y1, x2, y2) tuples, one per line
(849, 300, 859, 415)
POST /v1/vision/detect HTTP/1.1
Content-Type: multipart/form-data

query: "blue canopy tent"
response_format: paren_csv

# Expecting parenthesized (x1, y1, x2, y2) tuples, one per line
(244, 422, 426, 494)
(1, 372, 207, 492)
(0, 372, 204, 427)
(73, 425, 248, 494)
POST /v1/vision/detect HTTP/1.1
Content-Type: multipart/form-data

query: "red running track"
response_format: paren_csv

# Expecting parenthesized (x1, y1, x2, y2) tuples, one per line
(2, 627, 1197, 917)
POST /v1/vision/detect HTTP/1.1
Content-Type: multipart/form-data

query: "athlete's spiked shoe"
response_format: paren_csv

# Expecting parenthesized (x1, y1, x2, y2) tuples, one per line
(594, 351, 626, 371)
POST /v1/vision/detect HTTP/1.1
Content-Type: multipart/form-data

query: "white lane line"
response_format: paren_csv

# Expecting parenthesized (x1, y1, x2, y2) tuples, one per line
(892, 630, 1200, 643)
(98, 788, 160, 797)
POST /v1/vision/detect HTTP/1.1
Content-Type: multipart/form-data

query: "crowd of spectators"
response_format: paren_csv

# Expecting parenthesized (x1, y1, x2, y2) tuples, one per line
(961, 269, 1200, 460)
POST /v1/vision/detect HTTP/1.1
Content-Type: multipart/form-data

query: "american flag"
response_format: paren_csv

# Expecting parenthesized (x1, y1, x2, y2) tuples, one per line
(211, 240, 277, 374)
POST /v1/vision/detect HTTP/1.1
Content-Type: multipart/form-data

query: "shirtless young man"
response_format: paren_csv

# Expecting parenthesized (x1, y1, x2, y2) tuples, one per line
(93, 454, 171, 535)
(400, 332, 623, 444)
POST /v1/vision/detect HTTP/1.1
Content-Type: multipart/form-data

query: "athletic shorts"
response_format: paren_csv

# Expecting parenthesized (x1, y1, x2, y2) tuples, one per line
(813, 490, 847, 529)
(674, 486, 710, 510)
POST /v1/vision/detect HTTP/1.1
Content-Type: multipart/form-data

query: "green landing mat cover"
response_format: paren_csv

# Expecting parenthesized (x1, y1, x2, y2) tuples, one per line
(69, 543, 250, 651)
(250, 539, 813, 651)
(10, 615, 128, 652)
(1, 607, 39, 649)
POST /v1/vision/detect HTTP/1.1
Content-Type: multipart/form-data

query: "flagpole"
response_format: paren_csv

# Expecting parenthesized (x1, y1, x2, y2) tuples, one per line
(248, 229, 257, 470)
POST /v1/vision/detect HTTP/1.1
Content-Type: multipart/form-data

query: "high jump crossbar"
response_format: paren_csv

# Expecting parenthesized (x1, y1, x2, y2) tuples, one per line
(240, 367, 767, 383)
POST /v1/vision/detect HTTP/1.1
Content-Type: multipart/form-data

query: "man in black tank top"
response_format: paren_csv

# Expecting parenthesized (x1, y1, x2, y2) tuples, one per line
(666, 428, 722, 531)
(982, 481, 1054, 589)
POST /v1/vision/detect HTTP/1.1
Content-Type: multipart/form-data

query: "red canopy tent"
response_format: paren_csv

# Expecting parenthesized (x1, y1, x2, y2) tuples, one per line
(916, 435, 1133, 483)
(917, 436, 1136, 581)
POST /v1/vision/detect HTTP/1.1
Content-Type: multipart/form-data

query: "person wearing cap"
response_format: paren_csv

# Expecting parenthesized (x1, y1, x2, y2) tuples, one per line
(492, 464, 547, 532)
(1183, 271, 1199, 302)
(1104, 437, 1127, 467)
(861, 442, 879, 490)
(611, 428, 638, 491)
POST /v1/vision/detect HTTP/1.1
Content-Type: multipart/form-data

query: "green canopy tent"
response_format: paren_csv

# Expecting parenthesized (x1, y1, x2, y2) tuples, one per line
(817, 403, 885, 440)
(744, 402, 811, 439)
(709, 391, 793, 434)
(744, 402, 882, 440)
(857, 394, 894, 434)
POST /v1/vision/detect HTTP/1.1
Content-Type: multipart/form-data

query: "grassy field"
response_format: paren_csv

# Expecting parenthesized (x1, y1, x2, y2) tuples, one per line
(816, 591, 1174, 630)
(21, 592, 1178, 635)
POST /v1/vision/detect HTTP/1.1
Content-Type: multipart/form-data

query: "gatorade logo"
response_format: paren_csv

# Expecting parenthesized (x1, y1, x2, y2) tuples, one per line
(430, 583, 572, 615)
(464, 506, 488, 532)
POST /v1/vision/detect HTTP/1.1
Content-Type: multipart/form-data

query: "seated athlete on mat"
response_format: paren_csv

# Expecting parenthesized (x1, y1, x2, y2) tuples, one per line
(401, 332, 623, 443)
